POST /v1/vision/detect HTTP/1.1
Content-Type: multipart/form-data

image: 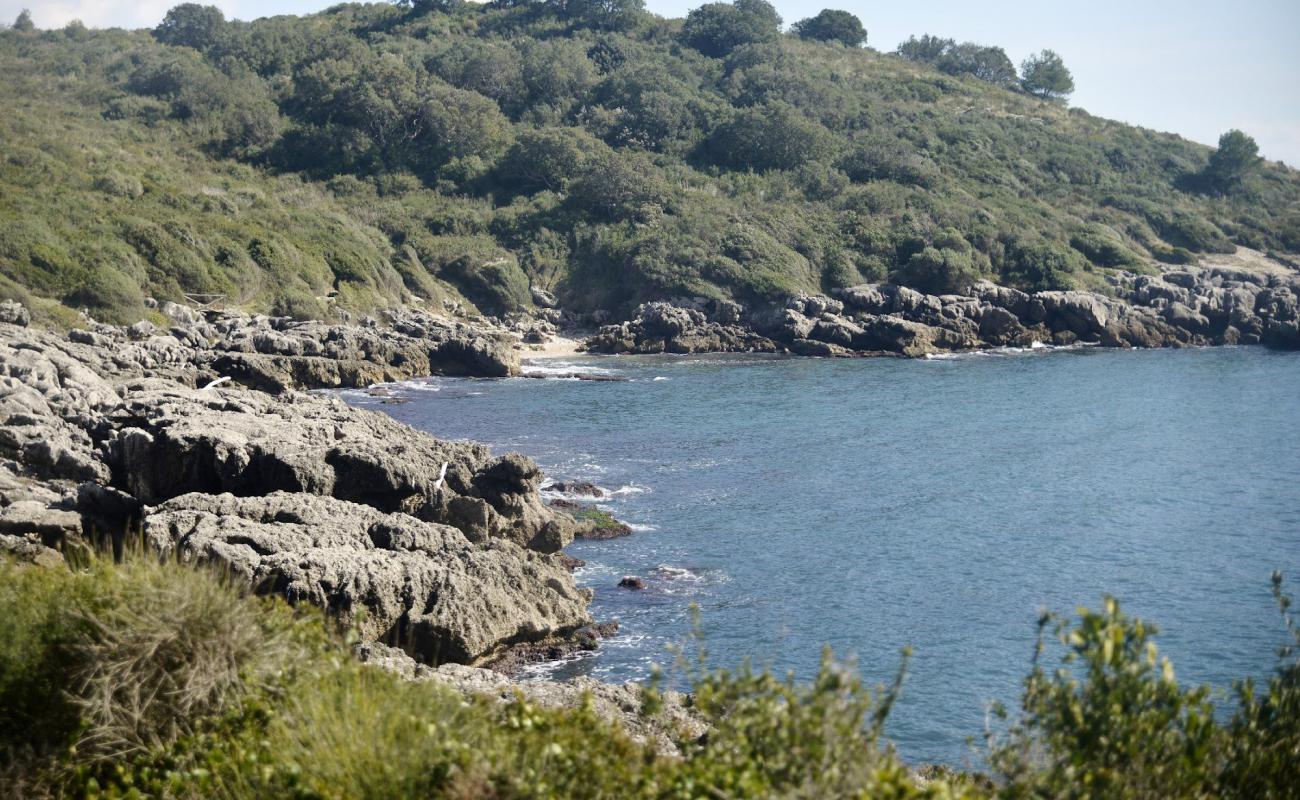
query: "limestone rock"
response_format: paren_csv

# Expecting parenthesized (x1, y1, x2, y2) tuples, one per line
(143, 492, 592, 666)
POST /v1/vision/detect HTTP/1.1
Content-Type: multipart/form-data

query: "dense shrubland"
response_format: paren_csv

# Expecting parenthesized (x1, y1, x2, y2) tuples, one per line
(1, 1, 1298, 325)
(1, 555, 1296, 798)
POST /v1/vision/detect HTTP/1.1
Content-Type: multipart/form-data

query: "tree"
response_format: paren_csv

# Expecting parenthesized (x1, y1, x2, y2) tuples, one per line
(895, 34, 952, 63)
(153, 4, 226, 50)
(937, 42, 1017, 88)
(792, 9, 866, 47)
(1203, 129, 1261, 193)
(12, 9, 34, 31)
(681, 0, 781, 58)
(1021, 49, 1074, 100)
(522, 40, 598, 106)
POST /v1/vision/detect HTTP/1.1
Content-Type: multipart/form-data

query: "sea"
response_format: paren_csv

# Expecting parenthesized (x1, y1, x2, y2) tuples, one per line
(341, 344, 1300, 767)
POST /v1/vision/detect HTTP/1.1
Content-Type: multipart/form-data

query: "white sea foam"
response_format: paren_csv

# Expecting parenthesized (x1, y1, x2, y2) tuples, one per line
(626, 522, 658, 532)
(515, 649, 599, 682)
(653, 564, 705, 582)
(521, 361, 619, 378)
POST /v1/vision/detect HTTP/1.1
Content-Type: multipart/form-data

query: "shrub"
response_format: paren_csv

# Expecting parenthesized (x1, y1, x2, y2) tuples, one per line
(1069, 225, 1137, 268)
(93, 170, 144, 199)
(896, 34, 954, 64)
(1002, 239, 1084, 292)
(64, 265, 145, 324)
(937, 43, 1017, 88)
(1151, 244, 1195, 265)
(894, 246, 981, 295)
(707, 101, 834, 172)
(990, 576, 1300, 799)
(1020, 49, 1074, 100)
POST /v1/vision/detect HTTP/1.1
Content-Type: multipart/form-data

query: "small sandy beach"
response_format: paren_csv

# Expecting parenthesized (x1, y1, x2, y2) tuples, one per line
(521, 333, 586, 359)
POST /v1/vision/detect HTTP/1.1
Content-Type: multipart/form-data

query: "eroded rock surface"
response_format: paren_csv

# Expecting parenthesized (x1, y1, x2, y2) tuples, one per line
(0, 312, 587, 667)
(144, 492, 591, 665)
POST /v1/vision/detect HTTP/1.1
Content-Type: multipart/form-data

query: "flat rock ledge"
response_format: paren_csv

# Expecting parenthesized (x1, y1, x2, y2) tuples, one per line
(0, 310, 592, 668)
(585, 258, 1300, 357)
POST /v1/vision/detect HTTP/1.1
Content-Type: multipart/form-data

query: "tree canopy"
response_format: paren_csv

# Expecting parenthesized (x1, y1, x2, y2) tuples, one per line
(1021, 49, 1074, 100)
(152, 4, 226, 50)
(937, 43, 1017, 88)
(792, 9, 866, 47)
(1204, 129, 1262, 193)
(681, 0, 782, 58)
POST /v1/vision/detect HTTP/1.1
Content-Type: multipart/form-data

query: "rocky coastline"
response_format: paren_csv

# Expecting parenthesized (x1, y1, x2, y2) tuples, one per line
(3, 251, 1298, 750)
(585, 256, 1300, 358)
(0, 299, 695, 741)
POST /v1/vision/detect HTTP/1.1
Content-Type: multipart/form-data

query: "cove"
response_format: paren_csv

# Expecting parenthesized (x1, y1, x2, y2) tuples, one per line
(344, 345, 1300, 766)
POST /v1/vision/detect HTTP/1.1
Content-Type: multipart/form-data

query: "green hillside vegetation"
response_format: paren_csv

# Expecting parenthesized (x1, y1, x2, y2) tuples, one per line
(2, 555, 1297, 797)
(1, 1, 1298, 326)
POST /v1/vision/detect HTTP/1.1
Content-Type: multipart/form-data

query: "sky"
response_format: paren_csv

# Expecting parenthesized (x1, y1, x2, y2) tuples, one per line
(5, 0, 1298, 165)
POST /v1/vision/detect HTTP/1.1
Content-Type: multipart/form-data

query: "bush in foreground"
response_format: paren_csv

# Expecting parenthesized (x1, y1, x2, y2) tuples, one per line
(0, 555, 1296, 798)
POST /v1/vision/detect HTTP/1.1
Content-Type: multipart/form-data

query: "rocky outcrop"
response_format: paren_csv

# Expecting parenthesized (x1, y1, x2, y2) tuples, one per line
(586, 301, 779, 354)
(100, 384, 570, 552)
(357, 642, 707, 756)
(144, 492, 591, 665)
(583, 259, 1300, 358)
(0, 312, 589, 669)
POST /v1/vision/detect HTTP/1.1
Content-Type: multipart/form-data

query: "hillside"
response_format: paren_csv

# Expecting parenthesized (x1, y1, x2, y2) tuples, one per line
(1, 1, 1298, 326)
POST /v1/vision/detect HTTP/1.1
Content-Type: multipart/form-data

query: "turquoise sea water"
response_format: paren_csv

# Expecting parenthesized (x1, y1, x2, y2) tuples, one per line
(343, 345, 1300, 766)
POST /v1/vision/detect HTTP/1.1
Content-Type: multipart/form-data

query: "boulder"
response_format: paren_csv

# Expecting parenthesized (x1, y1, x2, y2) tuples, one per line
(530, 287, 558, 308)
(853, 315, 973, 356)
(0, 300, 30, 327)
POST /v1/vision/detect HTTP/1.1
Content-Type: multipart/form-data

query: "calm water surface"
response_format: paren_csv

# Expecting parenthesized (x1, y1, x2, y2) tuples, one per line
(343, 345, 1300, 766)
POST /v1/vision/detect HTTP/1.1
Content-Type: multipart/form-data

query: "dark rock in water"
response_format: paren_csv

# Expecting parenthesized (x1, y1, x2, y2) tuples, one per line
(521, 371, 627, 382)
(547, 480, 605, 498)
(546, 497, 632, 540)
(558, 553, 586, 572)
(618, 576, 646, 590)
(480, 620, 618, 676)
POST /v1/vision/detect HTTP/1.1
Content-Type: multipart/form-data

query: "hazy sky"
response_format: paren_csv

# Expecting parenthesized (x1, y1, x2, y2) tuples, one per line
(6, 0, 1298, 164)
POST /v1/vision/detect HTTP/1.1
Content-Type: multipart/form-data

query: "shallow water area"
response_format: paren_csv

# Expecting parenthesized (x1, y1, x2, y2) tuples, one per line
(342, 345, 1300, 766)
